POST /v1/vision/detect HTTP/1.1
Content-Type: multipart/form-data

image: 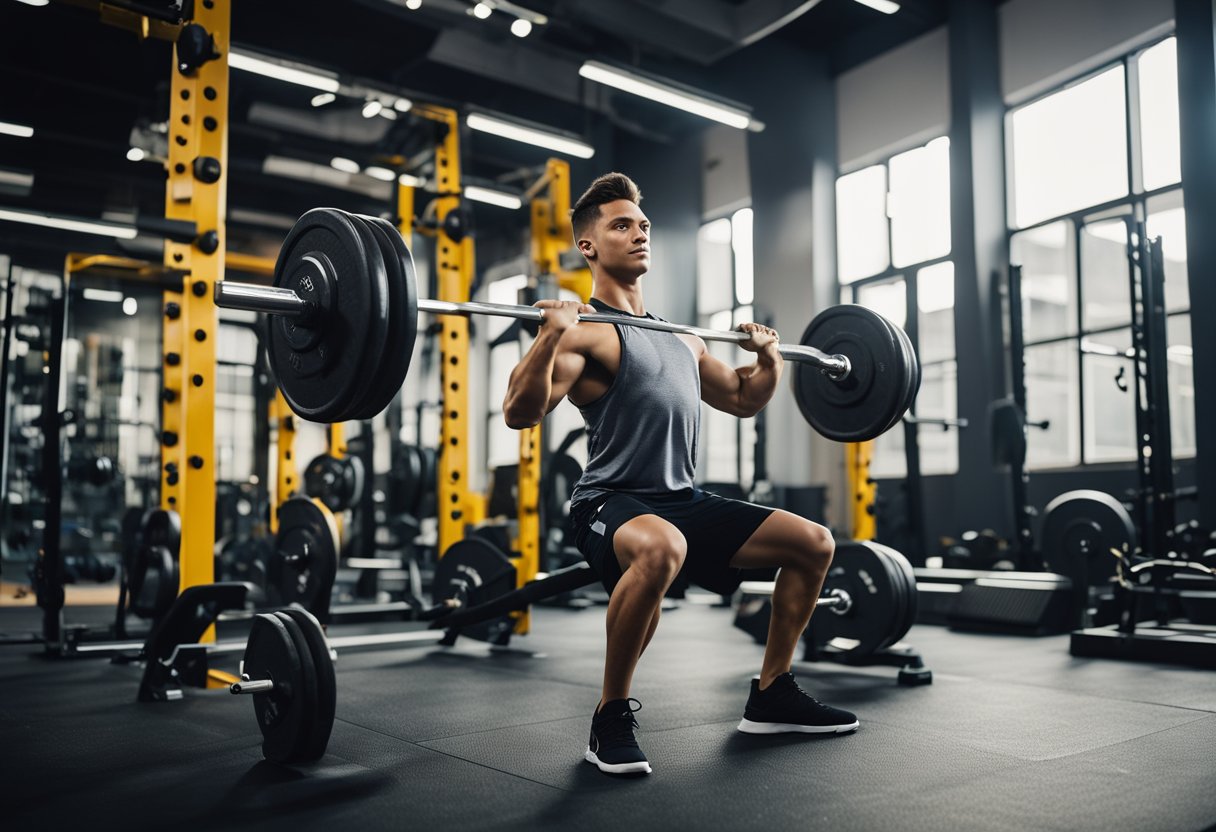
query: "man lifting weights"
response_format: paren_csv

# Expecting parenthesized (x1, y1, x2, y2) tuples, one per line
(503, 173, 857, 776)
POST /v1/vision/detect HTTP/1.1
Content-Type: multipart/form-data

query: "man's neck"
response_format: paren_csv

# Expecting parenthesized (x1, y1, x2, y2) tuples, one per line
(591, 273, 646, 316)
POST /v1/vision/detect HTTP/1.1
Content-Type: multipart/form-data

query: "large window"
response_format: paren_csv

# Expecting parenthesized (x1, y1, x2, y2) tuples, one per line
(697, 207, 756, 489)
(1007, 36, 1192, 468)
(836, 136, 957, 477)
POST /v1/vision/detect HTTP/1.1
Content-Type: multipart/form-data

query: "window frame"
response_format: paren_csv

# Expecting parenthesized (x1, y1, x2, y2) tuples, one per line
(1005, 33, 1191, 470)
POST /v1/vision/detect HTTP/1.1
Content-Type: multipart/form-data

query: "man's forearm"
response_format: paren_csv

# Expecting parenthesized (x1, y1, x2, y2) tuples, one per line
(736, 354, 782, 415)
(503, 330, 561, 428)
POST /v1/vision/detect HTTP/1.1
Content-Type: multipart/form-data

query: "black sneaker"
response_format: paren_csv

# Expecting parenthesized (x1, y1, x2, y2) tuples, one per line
(585, 698, 652, 775)
(737, 673, 859, 734)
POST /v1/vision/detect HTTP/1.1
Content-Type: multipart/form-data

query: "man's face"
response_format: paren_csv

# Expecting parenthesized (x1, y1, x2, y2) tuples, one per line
(579, 199, 651, 277)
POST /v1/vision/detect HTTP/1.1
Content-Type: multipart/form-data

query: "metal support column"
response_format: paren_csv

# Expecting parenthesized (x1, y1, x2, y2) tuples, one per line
(417, 105, 482, 555)
(160, 1, 230, 614)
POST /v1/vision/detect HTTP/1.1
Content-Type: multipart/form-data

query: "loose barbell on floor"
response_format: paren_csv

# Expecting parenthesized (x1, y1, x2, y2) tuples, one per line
(212, 207, 919, 442)
(231, 535, 920, 764)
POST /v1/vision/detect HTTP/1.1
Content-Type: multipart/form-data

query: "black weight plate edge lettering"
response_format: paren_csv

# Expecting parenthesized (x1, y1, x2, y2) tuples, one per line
(332, 212, 391, 423)
(359, 215, 419, 419)
(834, 541, 898, 656)
(244, 612, 306, 763)
(269, 208, 370, 422)
(432, 537, 517, 607)
(272, 611, 321, 763)
(795, 306, 907, 443)
(277, 607, 336, 762)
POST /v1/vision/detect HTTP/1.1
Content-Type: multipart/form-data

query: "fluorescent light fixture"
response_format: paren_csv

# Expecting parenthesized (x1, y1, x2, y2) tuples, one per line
(394, 98, 413, 112)
(464, 185, 523, 209)
(0, 208, 137, 239)
(362, 100, 383, 118)
(467, 112, 594, 159)
(83, 288, 124, 303)
(126, 147, 145, 162)
(0, 121, 34, 138)
(365, 166, 397, 182)
(0, 169, 35, 195)
(510, 18, 532, 37)
(852, 0, 900, 13)
(311, 92, 336, 107)
(379, 108, 398, 121)
(472, 2, 492, 19)
(579, 61, 752, 129)
(123, 297, 138, 316)
(229, 48, 340, 93)
(405, 0, 422, 8)
(330, 156, 361, 174)
(399, 174, 424, 187)
(14, 0, 50, 6)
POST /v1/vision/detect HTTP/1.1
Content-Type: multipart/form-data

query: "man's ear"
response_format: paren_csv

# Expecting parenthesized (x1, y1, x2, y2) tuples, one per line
(578, 238, 596, 260)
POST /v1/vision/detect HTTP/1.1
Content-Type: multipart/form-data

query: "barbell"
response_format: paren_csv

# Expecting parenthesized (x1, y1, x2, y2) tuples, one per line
(213, 207, 919, 442)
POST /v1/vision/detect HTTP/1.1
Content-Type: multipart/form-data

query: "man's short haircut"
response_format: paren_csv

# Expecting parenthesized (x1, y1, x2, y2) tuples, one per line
(571, 172, 642, 242)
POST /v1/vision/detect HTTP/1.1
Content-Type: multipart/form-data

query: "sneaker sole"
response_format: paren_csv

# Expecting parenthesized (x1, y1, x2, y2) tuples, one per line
(736, 718, 860, 735)
(584, 747, 652, 775)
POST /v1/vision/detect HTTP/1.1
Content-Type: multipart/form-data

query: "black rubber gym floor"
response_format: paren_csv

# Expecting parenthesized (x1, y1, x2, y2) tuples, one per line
(3, 601, 1215, 832)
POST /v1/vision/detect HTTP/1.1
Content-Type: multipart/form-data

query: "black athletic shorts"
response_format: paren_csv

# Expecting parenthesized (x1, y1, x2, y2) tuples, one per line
(569, 488, 776, 596)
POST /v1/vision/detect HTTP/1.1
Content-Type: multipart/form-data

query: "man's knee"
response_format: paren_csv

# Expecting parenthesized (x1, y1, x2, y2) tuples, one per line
(795, 521, 833, 574)
(619, 527, 687, 588)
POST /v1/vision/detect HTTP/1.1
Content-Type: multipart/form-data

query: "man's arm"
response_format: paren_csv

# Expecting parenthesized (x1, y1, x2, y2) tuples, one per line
(502, 300, 593, 429)
(698, 323, 783, 418)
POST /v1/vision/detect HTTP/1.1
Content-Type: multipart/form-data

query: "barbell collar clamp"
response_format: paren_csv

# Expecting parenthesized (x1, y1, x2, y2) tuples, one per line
(214, 282, 852, 379)
(230, 678, 275, 695)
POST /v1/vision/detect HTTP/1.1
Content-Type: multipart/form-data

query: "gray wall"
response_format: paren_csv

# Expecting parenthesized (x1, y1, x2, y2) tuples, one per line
(836, 26, 950, 171)
(1000, 0, 1176, 103)
(612, 131, 701, 329)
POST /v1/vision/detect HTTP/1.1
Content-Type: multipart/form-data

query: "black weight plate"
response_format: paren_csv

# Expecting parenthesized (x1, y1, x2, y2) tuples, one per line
(867, 540, 906, 652)
(141, 508, 182, 555)
(870, 312, 916, 436)
(304, 454, 352, 512)
(278, 607, 336, 762)
(333, 213, 392, 422)
(128, 544, 179, 620)
(271, 611, 321, 763)
(345, 454, 365, 507)
(793, 305, 909, 442)
(269, 498, 340, 619)
(268, 208, 378, 423)
(890, 319, 921, 432)
(1041, 490, 1136, 587)
(871, 541, 917, 648)
(433, 537, 518, 642)
(355, 215, 419, 420)
(810, 540, 904, 657)
(244, 612, 312, 764)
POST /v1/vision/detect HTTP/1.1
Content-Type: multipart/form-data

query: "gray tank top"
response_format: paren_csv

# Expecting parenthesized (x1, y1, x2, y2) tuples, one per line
(569, 298, 701, 511)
